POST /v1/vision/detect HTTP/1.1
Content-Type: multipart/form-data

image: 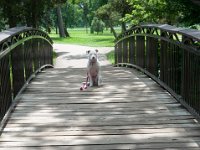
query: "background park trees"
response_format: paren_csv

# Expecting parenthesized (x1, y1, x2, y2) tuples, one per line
(124, 0, 200, 27)
(0, 0, 199, 37)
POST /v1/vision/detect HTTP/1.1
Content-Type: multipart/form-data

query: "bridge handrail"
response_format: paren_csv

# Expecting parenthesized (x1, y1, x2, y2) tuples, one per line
(115, 24, 200, 119)
(0, 27, 53, 123)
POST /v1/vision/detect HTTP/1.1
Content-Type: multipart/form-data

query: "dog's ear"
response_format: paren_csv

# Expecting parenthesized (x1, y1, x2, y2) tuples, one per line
(95, 49, 98, 53)
(86, 50, 90, 54)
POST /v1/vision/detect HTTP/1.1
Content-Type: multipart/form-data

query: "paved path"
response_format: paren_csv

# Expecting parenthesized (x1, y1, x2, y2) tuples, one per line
(53, 44, 113, 68)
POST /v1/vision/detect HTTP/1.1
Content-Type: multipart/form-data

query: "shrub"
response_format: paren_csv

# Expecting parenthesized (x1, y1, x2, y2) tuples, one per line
(91, 17, 105, 34)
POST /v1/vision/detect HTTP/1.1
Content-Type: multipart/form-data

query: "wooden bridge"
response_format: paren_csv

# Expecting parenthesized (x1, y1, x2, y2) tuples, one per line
(0, 25, 200, 149)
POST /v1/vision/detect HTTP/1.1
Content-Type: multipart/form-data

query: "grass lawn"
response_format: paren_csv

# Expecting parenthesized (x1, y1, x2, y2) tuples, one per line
(106, 50, 115, 65)
(49, 28, 120, 47)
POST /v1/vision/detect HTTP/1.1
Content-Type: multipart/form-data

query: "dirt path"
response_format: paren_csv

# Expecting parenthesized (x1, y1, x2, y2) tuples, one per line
(53, 44, 114, 68)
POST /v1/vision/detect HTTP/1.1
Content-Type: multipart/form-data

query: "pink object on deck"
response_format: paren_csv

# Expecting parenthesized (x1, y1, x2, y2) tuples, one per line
(80, 74, 89, 91)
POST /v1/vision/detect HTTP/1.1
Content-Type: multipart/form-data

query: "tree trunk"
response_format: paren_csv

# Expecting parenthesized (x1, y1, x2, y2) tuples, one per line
(85, 23, 88, 33)
(56, 5, 66, 38)
(8, 16, 17, 28)
(6, 1, 17, 27)
(121, 22, 126, 32)
(109, 21, 117, 38)
(31, 0, 38, 28)
(64, 27, 70, 37)
(121, 12, 127, 32)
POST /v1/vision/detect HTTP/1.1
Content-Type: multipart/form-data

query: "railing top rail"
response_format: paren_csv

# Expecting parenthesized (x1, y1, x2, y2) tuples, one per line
(116, 24, 200, 42)
(0, 27, 53, 46)
(0, 27, 31, 43)
(140, 24, 200, 40)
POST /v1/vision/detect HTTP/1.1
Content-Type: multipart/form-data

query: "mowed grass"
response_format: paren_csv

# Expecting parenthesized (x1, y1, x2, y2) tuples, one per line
(49, 28, 120, 47)
(106, 50, 115, 64)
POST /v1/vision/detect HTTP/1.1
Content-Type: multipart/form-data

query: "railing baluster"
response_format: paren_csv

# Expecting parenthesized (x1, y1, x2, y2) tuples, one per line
(118, 41, 123, 64)
(0, 55, 12, 120)
(129, 36, 135, 64)
(146, 37, 158, 77)
(114, 44, 118, 64)
(160, 37, 168, 84)
(11, 44, 25, 97)
(136, 36, 145, 68)
(122, 38, 128, 63)
(33, 39, 39, 71)
(24, 39, 33, 81)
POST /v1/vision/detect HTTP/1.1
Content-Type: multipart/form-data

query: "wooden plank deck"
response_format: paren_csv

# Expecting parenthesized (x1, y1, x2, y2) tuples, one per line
(1, 66, 200, 149)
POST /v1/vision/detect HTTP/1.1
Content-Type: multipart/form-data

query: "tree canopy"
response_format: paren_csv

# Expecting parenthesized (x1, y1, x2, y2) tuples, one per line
(0, 0, 67, 28)
(124, 0, 200, 26)
(0, 0, 199, 35)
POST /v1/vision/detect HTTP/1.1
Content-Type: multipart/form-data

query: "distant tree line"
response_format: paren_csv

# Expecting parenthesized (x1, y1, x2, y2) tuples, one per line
(0, 0, 199, 38)
(0, 0, 69, 37)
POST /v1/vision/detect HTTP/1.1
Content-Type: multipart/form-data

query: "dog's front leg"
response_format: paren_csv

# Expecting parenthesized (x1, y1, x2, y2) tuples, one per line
(97, 73, 102, 86)
(88, 74, 93, 87)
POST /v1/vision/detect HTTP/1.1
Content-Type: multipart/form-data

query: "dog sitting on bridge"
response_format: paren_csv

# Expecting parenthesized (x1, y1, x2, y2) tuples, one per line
(86, 49, 102, 87)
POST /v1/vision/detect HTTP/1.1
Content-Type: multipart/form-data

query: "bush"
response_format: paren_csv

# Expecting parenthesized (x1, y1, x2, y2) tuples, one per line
(91, 17, 105, 34)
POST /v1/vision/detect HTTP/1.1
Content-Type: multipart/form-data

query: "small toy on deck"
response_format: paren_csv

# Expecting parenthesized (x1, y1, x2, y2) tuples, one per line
(80, 82, 88, 91)
(80, 74, 89, 91)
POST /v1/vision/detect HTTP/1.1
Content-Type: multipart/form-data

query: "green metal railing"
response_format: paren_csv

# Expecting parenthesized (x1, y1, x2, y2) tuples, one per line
(0, 27, 53, 122)
(115, 24, 200, 119)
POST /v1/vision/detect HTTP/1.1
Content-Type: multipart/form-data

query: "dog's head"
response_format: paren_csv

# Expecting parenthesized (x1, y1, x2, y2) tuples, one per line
(87, 49, 98, 63)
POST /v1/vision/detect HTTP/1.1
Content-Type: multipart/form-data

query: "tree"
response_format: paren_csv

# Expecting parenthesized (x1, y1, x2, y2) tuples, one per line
(95, 0, 132, 37)
(165, 0, 200, 26)
(0, 0, 23, 27)
(124, 0, 200, 27)
(56, 5, 66, 37)
(96, 4, 120, 38)
(0, 0, 68, 28)
(109, 0, 132, 32)
(91, 17, 105, 34)
(0, 8, 6, 31)
(69, 0, 109, 32)
(82, 2, 89, 33)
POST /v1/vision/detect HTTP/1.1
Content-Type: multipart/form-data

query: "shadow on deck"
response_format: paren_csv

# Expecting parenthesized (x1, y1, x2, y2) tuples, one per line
(0, 66, 200, 150)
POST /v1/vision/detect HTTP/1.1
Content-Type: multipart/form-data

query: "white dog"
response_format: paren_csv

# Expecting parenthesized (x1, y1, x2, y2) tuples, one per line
(87, 49, 101, 86)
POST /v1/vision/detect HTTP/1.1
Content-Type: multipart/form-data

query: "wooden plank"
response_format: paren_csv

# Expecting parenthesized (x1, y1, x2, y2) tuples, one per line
(10, 114, 192, 121)
(0, 147, 199, 150)
(3, 127, 200, 138)
(5, 123, 200, 132)
(0, 135, 200, 147)
(10, 111, 192, 117)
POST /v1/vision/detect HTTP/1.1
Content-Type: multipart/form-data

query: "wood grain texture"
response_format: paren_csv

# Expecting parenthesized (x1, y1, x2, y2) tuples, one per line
(1, 66, 200, 149)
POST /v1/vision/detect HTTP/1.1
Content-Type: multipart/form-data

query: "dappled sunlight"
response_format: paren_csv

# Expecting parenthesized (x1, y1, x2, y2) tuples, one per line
(1, 66, 200, 149)
(144, 109, 157, 114)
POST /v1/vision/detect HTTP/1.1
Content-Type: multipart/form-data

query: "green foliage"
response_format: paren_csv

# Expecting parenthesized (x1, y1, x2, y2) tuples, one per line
(95, 3, 121, 38)
(96, 4, 120, 25)
(91, 17, 105, 34)
(124, 0, 170, 24)
(62, 2, 84, 28)
(110, 0, 132, 13)
(0, 8, 6, 31)
(0, 0, 199, 33)
(0, 0, 67, 28)
(124, 0, 200, 26)
(96, 0, 131, 31)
